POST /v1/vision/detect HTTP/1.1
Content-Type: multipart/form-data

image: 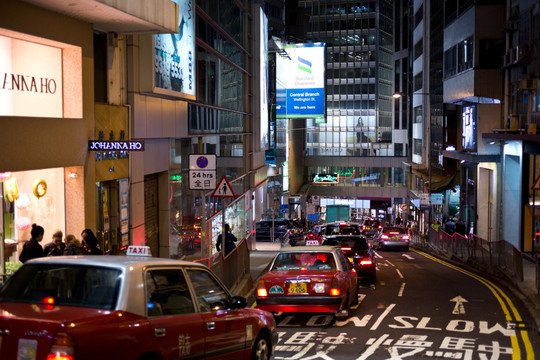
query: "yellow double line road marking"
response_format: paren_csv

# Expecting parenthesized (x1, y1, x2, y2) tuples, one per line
(414, 249, 535, 360)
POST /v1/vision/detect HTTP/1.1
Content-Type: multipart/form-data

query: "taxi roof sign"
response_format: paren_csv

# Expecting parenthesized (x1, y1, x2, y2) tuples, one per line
(126, 246, 152, 257)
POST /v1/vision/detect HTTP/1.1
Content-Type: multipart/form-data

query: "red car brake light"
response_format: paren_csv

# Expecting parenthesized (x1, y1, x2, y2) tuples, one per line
(381, 234, 390, 240)
(46, 331, 74, 360)
(42, 297, 55, 305)
(256, 280, 267, 297)
(360, 259, 373, 266)
(403, 235, 410, 240)
(341, 247, 352, 251)
(330, 278, 341, 296)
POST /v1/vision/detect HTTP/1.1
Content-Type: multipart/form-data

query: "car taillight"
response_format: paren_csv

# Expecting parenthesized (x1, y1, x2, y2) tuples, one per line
(381, 234, 389, 240)
(341, 247, 352, 251)
(360, 259, 373, 266)
(41, 297, 55, 305)
(256, 280, 267, 297)
(47, 331, 74, 360)
(330, 278, 341, 296)
(403, 235, 410, 240)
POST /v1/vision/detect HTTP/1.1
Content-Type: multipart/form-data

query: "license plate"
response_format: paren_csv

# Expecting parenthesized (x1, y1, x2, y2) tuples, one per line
(288, 282, 307, 294)
(18, 338, 37, 360)
(392, 236, 400, 240)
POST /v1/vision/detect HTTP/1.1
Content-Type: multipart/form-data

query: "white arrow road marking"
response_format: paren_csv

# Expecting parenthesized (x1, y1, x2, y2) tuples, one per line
(402, 254, 414, 260)
(450, 296, 468, 314)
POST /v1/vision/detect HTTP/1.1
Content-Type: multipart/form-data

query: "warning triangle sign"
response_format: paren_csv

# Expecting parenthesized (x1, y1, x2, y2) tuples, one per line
(212, 176, 236, 198)
(532, 174, 540, 191)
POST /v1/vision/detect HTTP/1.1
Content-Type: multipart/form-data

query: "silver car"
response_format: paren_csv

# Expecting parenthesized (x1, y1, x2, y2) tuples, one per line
(374, 226, 410, 251)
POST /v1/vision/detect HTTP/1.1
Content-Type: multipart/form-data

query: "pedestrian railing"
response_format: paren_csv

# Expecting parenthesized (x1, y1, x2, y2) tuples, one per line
(195, 236, 250, 292)
(411, 228, 525, 283)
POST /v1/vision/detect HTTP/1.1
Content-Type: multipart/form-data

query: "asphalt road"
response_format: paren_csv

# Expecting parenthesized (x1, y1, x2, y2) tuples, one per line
(262, 248, 539, 359)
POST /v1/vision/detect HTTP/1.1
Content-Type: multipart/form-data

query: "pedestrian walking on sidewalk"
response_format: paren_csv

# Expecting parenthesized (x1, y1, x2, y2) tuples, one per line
(216, 224, 237, 256)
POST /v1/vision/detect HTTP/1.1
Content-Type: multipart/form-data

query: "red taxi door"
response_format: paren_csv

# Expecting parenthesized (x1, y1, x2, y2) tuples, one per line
(186, 268, 248, 360)
(145, 269, 206, 359)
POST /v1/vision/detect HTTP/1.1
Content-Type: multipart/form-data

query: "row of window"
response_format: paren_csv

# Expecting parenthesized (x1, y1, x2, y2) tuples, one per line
(309, 17, 376, 32)
(444, 36, 474, 78)
(307, 166, 406, 186)
(300, 1, 376, 16)
(327, 66, 376, 79)
(320, 34, 376, 47)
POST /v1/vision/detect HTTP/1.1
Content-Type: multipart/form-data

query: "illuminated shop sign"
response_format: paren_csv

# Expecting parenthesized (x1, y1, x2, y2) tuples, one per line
(88, 141, 145, 151)
(0, 35, 62, 117)
(312, 173, 339, 184)
(276, 42, 326, 120)
(89, 132, 144, 162)
(153, 0, 195, 99)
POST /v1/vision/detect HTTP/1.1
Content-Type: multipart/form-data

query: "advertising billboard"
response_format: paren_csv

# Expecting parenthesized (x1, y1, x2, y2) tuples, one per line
(461, 105, 477, 151)
(260, 8, 269, 149)
(153, 0, 195, 99)
(276, 43, 325, 120)
(0, 30, 81, 119)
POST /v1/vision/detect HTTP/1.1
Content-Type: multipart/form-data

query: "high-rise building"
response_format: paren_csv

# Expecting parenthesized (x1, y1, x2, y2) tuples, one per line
(289, 1, 408, 222)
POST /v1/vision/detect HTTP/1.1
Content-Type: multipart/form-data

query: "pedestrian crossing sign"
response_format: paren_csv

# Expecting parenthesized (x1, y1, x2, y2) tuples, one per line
(212, 176, 236, 198)
(532, 174, 540, 191)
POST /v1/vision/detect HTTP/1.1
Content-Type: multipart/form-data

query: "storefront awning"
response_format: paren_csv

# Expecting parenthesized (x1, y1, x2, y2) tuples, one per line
(411, 167, 457, 193)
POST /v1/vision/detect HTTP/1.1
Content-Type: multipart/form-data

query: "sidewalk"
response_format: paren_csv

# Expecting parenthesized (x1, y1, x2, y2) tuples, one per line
(510, 255, 540, 332)
(242, 244, 540, 333)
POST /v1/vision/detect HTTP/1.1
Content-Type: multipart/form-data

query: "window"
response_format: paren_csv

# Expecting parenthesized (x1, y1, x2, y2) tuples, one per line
(414, 39, 423, 60)
(186, 268, 229, 312)
(0, 264, 121, 310)
(146, 269, 194, 316)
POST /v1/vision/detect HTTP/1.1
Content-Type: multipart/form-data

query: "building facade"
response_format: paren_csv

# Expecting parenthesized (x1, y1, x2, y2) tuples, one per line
(0, 0, 177, 270)
(289, 0, 408, 224)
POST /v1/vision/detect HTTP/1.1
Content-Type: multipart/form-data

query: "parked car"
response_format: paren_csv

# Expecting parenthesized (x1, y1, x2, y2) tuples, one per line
(256, 246, 358, 319)
(362, 218, 382, 238)
(255, 219, 291, 244)
(0, 251, 277, 360)
(322, 235, 376, 284)
(373, 226, 410, 251)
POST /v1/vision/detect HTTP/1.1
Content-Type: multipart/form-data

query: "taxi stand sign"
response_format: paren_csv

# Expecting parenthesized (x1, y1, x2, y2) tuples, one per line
(126, 245, 152, 257)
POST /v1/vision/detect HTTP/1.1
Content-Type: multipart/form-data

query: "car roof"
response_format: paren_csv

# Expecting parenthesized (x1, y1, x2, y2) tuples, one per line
(23, 255, 207, 271)
(278, 245, 338, 252)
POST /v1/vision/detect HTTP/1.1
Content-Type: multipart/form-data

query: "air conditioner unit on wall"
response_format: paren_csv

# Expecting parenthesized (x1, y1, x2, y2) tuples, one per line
(521, 78, 537, 90)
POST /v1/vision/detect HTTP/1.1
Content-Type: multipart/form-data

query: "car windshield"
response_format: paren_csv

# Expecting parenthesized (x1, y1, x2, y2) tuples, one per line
(325, 224, 360, 235)
(323, 236, 369, 251)
(0, 264, 121, 310)
(272, 252, 336, 271)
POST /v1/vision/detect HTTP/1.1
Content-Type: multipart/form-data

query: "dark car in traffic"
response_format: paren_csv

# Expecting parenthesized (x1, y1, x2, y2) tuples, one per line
(362, 218, 382, 238)
(322, 235, 376, 284)
(255, 219, 291, 244)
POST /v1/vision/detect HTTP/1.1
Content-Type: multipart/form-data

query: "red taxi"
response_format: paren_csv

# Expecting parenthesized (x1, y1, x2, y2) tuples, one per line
(255, 246, 358, 319)
(0, 249, 277, 360)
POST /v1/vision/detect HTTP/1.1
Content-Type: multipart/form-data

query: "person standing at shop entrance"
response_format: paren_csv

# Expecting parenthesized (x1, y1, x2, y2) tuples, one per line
(19, 223, 45, 263)
(216, 224, 237, 256)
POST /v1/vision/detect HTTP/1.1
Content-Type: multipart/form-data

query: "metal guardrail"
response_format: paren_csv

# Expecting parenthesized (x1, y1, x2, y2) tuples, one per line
(410, 228, 525, 284)
(195, 236, 250, 291)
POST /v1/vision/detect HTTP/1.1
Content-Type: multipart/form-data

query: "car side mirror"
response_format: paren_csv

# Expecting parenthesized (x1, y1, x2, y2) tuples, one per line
(230, 295, 247, 309)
